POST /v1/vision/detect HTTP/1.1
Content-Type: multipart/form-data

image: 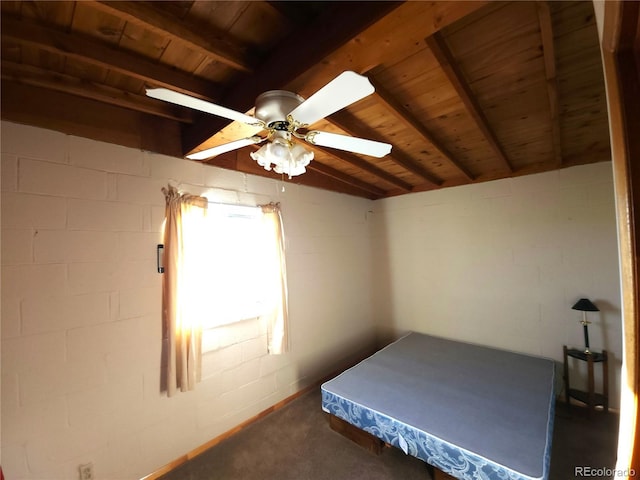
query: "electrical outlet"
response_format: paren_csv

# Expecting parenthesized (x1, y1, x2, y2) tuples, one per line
(79, 462, 94, 480)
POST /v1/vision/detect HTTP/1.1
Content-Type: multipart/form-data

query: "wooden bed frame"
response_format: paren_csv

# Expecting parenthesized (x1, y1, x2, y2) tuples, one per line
(327, 412, 455, 480)
(327, 413, 384, 454)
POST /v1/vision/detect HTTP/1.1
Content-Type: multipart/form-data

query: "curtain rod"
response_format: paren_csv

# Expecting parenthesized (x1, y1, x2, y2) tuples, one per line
(207, 200, 258, 208)
(165, 184, 279, 209)
(206, 200, 280, 209)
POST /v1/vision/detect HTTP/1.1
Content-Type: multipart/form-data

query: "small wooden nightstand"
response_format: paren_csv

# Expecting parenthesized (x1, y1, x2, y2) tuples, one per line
(563, 345, 608, 416)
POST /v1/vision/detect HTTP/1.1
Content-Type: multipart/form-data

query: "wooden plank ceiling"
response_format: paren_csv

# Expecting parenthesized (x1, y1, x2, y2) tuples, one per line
(1, 1, 610, 199)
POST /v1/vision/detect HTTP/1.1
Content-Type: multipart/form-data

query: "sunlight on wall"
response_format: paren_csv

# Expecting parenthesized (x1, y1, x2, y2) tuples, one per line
(0, 121, 378, 479)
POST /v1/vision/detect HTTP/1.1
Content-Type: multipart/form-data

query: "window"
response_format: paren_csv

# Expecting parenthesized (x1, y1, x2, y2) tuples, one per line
(202, 204, 272, 327)
(161, 186, 289, 396)
(178, 202, 288, 353)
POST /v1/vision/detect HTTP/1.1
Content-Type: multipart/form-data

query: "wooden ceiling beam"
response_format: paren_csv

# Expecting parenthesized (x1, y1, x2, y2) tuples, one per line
(536, 1, 563, 168)
(329, 111, 442, 187)
(1, 16, 222, 100)
(1, 81, 184, 158)
(264, 2, 321, 26)
(181, 1, 404, 154)
(426, 31, 514, 173)
(307, 162, 387, 198)
(289, 1, 490, 97)
(309, 144, 414, 192)
(1, 61, 192, 123)
(369, 77, 475, 181)
(90, 1, 254, 73)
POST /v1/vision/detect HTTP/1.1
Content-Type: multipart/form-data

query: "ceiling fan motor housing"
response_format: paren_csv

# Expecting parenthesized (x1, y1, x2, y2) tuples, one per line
(254, 90, 304, 130)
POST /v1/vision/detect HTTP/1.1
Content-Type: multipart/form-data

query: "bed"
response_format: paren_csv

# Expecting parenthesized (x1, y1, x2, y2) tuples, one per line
(321, 332, 556, 480)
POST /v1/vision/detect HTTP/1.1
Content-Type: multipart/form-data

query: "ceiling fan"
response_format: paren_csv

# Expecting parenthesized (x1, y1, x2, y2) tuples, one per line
(145, 71, 392, 177)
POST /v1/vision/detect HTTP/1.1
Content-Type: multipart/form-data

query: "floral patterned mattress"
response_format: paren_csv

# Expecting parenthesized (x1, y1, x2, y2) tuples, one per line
(321, 332, 555, 480)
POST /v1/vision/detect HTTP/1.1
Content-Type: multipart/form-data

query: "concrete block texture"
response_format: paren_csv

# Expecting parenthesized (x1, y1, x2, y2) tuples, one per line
(1, 121, 378, 480)
(4, 122, 620, 480)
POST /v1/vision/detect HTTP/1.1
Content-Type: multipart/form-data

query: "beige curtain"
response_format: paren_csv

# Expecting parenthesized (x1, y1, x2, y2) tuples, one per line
(162, 185, 208, 396)
(260, 203, 290, 354)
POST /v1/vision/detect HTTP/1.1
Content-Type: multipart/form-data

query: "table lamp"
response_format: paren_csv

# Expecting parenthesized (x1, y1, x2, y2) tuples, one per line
(571, 298, 599, 354)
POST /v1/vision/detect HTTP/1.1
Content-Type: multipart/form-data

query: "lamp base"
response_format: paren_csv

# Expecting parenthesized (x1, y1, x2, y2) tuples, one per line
(582, 322, 591, 355)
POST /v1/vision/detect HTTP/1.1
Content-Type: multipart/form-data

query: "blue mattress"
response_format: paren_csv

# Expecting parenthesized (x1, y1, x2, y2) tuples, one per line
(321, 332, 555, 480)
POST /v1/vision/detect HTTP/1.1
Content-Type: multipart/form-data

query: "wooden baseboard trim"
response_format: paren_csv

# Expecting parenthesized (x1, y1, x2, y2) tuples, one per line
(140, 349, 376, 480)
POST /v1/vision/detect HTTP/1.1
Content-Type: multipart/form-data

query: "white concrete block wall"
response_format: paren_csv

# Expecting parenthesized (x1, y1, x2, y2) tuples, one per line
(1, 120, 625, 478)
(1, 121, 377, 480)
(372, 162, 623, 408)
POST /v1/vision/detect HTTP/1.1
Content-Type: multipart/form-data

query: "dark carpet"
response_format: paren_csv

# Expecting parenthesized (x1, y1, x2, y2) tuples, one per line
(550, 402, 619, 480)
(159, 389, 619, 480)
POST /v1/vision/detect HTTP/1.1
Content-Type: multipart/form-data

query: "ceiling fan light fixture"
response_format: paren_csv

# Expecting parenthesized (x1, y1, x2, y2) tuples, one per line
(289, 143, 314, 174)
(148, 71, 391, 173)
(270, 136, 292, 159)
(250, 133, 314, 179)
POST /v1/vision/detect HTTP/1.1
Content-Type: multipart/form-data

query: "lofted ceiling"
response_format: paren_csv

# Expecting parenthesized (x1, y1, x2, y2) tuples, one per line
(1, 1, 611, 199)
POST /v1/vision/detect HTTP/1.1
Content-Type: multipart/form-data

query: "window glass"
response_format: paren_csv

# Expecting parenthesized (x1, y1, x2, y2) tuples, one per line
(199, 204, 272, 328)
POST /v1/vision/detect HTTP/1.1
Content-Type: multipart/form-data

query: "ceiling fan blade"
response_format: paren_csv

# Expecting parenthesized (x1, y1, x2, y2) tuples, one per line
(186, 136, 264, 161)
(305, 131, 392, 158)
(288, 71, 375, 126)
(146, 88, 264, 127)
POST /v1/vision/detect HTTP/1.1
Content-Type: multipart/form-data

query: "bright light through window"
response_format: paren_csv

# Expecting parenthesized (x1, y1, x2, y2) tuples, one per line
(197, 203, 274, 329)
